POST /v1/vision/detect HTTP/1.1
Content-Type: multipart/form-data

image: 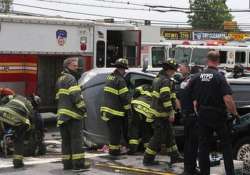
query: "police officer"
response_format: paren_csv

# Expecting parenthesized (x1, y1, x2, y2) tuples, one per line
(0, 93, 33, 168)
(189, 51, 239, 175)
(100, 58, 131, 156)
(56, 57, 90, 171)
(143, 59, 183, 166)
(128, 82, 153, 154)
(178, 64, 201, 175)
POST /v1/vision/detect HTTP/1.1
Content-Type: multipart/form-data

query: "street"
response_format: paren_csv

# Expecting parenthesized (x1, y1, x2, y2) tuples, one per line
(0, 125, 244, 175)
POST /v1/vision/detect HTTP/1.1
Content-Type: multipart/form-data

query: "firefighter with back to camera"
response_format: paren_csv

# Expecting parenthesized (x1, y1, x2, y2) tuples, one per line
(101, 58, 131, 157)
(0, 88, 33, 168)
(143, 59, 183, 166)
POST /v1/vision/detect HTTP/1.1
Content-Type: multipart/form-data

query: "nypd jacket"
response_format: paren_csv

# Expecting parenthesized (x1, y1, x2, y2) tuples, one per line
(101, 69, 131, 121)
(0, 95, 33, 127)
(151, 69, 176, 118)
(131, 84, 153, 122)
(56, 70, 86, 126)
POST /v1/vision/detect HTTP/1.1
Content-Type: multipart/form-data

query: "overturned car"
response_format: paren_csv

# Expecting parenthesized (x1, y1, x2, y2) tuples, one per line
(79, 68, 250, 171)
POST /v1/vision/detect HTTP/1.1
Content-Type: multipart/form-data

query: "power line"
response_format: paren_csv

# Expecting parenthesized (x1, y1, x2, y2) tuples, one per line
(18, 0, 250, 14)
(32, 0, 152, 12)
(13, 2, 188, 24)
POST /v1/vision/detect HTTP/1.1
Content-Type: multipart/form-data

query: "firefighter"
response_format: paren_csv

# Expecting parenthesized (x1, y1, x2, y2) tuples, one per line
(177, 64, 201, 175)
(128, 82, 154, 154)
(0, 93, 33, 168)
(25, 94, 46, 156)
(188, 51, 239, 175)
(56, 57, 90, 171)
(143, 59, 183, 166)
(100, 58, 131, 156)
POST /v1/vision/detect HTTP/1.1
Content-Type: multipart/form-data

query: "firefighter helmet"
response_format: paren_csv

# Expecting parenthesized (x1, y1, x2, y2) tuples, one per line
(162, 59, 178, 70)
(114, 58, 129, 69)
(0, 88, 15, 96)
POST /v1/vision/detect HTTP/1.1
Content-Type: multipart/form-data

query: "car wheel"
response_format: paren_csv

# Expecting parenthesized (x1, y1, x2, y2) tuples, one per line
(233, 137, 250, 174)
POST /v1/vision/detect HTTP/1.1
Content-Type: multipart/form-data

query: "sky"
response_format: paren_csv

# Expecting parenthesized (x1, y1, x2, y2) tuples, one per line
(12, 0, 250, 26)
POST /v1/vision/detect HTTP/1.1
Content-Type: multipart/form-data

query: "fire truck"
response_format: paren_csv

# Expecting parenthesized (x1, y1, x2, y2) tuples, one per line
(0, 14, 140, 111)
(174, 44, 250, 70)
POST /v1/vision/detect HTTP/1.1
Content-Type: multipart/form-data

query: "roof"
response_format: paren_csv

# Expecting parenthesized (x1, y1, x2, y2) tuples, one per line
(0, 14, 94, 26)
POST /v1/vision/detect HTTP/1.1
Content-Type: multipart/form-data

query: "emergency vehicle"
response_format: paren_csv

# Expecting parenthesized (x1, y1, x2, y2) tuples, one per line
(0, 14, 140, 111)
(174, 44, 250, 70)
(140, 42, 172, 68)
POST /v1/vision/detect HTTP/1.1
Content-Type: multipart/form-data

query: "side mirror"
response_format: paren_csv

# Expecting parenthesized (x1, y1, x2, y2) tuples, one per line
(142, 57, 149, 72)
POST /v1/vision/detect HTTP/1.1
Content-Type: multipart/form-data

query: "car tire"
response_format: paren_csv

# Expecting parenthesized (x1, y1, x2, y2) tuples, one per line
(233, 136, 250, 174)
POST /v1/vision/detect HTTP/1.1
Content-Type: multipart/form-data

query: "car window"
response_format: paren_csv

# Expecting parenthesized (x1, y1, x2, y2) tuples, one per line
(125, 73, 154, 91)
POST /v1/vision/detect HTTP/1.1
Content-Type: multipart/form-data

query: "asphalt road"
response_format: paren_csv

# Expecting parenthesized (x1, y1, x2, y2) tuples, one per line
(0, 124, 245, 175)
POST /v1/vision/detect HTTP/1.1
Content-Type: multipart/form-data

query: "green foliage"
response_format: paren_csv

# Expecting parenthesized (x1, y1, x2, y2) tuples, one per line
(188, 0, 233, 30)
(1, 0, 13, 13)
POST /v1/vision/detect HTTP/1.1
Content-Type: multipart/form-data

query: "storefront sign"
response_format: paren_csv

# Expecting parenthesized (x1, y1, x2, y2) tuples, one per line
(193, 32, 227, 40)
(228, 33, 250, 41)
(161, 31, 192, 40)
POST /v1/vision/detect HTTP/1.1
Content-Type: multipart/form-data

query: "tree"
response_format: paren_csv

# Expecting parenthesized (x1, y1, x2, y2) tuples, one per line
(188, 0, 233, 30)
(0, 0, 13, 13)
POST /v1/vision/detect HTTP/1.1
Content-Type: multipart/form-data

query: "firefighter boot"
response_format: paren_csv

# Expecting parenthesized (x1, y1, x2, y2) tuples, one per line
(72, 159, 91, 172)
(143, 153, 159, 166)
(13, 159, 24, 168)
(127, 144, 138, 155)
(170, 152, 184, 164)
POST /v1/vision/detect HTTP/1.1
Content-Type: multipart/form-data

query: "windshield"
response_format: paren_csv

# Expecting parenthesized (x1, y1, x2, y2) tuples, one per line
(174, 47, 191, 64)
(191, 48, 209, 65)
(152, 47, 165, 67)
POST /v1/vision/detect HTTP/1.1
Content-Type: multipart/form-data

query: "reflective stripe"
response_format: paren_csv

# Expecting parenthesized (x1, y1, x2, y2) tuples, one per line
(57, 89, 70, 96)
(160, 87, 170, 94)
(166, 144, 178, 153)
(0, 107, 30, 126)
(100, 107, 124, 116)
(76, 101, 85, 108)
(72, 153, 85, 160)
(133, 106, 153, 119)
(152, 91, 159, 98)
(163, 101, 172, 108)
(170, 93, 176, 99)
(57, 108, 82, 119)
(144, 143, 149, 148)
(101, 112, 110, 121)
(62, 154, 71, 160)
(146, 117, 154, 123)
(11, 99, 30, 114)
(150, 108, 170, 118)
(145, 147, 156, 155)
(13, 154, 23, 160)
(129, 139, 139, 145)
(131, 100, 150, 109)
(109, 144, 120, 150)
(57, 120, 64, 126)
(0, 115, 16, 126)
(119, 87, 129, 95)
(104, 87, 119, 95)
(123, 104, 131, 110)
(141, 90, 152, 97)
(135, 86, 143, 92)
(69, 85, 81, 93)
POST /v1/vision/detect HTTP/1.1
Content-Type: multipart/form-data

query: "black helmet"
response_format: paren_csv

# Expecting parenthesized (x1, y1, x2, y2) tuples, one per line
(233, 64, 244, 78)
(114, 58, 129, 69)
(162, 59, 178, 70)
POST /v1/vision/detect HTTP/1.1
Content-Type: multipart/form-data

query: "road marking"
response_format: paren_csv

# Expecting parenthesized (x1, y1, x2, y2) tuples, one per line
(96, 163, 176, 175)
(0, 153, 108, 168)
